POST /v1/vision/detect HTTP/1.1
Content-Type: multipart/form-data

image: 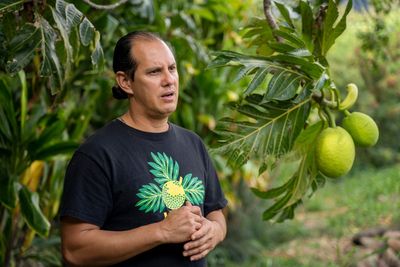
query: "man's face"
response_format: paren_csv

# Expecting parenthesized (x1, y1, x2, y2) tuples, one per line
(129, 40, 179, 120)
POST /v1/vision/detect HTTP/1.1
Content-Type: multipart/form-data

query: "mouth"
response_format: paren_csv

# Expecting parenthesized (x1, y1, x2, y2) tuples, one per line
(161, 91, 175, 98)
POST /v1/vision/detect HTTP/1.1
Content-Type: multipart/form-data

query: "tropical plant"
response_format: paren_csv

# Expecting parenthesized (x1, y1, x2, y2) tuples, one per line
(0, 0, 103, 265)
(0, 0, 255, 265)
(208, 0, 371, 222)
(355, 3, 400, 166)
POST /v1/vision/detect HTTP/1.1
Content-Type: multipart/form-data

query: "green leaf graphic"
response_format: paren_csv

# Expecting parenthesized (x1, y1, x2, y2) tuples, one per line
(135, 183, 164, 213)
(148, 152, 179, 184)
(182, 173, 205, 205)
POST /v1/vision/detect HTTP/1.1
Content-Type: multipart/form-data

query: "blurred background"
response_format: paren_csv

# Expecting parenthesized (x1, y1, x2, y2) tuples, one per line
(0, 0, 399, 266)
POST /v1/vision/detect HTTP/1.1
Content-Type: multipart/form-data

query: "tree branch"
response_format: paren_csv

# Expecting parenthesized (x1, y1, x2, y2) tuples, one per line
(82, 0, 129, 10)
(263, 0, 282, 42)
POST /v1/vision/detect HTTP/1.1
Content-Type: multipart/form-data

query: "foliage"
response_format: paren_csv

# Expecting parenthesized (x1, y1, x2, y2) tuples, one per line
(214, 164, 400, 266)
(355, 6, 400, 166)
(209, 0, 355, 221)
(0, 0, 104, 265)
(0, 0, 254, 265)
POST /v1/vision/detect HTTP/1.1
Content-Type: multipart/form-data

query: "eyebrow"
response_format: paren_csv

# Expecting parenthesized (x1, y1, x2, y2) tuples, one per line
(145, 63, 176, 72)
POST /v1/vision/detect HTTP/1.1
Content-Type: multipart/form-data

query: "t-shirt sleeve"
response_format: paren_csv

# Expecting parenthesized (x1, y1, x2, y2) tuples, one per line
(60, 151, 113, 227)
(202, 146, 228, 216)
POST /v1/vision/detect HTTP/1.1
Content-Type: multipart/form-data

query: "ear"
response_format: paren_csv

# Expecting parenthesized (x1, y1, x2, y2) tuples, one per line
(115, 71, 134, 96)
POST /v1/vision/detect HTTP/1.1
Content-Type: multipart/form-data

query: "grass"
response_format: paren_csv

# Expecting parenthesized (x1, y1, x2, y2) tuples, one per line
(266, 164, 400, 266)
(213, 164, 400, 267)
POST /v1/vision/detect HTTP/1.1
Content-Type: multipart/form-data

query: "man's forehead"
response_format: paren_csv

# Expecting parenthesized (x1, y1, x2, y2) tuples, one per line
(131, 40, 175, 64)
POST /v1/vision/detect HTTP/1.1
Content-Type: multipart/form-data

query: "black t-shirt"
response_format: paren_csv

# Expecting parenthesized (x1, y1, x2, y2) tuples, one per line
(60, 120, 227, 266)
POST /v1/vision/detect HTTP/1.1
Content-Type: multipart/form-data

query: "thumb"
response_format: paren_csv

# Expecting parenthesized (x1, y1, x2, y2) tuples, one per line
(185, 200, 192, 207)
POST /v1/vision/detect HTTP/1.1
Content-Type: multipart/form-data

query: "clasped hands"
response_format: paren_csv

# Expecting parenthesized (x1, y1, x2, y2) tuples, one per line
(160, 201, 223, 261)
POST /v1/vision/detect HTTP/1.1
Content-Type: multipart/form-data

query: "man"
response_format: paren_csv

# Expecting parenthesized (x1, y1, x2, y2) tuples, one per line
(60, 31, 227, 266)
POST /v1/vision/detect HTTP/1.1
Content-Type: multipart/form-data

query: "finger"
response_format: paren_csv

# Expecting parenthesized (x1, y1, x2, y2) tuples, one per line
(190, 205, 202, 216)
(190, 249, 210, 261)
(190, 225, 207, 241)
(185, 233, 209, 250)
(185, 200, 192, 206)
(183, 243, 211, 258)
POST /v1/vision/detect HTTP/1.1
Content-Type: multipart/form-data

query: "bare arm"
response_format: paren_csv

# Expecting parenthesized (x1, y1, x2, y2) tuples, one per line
(61, 203, 202, 266)
(183, 209, 227, 261)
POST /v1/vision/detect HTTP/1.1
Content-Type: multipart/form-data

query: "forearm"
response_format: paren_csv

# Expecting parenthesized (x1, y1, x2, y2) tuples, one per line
(62, 220, 164, 266)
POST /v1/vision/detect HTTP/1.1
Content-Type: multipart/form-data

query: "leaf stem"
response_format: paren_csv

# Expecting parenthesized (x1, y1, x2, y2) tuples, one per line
(323, 106, 336, 128)
(82, 0, 129, 10)
(263, 0, 283, 42)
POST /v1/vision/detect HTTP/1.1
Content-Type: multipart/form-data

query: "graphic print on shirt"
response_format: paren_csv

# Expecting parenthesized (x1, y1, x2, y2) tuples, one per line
(135, 152, 205, 214)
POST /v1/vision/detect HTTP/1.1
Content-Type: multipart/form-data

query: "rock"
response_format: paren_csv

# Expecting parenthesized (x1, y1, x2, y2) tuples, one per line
(384, 231, 400, 240)
(387, 238, 400, 252)
(381, 248, 400, 267)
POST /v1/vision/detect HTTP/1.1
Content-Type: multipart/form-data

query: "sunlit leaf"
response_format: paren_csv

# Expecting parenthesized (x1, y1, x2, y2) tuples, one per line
(275, 2, 294, 28)
(321, 0, 353, 55)
(52, 7, 73, 77)
(212, 95, 311, 168)
(37, 15, 63, 93)
(91, 31, 104, 70)
(79, 17, 95, 47)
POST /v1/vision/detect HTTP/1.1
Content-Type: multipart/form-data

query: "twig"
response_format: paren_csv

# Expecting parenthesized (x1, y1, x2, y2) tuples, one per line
(82, 0, 129, 10)
(263, 0, 282, 42)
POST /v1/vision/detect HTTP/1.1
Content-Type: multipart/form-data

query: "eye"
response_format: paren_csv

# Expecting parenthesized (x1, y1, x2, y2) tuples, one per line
(148, 69, 160, 75)
(169, 65, 176, 71)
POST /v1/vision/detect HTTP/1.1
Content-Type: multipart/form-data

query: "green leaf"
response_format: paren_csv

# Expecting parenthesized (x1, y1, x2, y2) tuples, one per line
(182, 174, 205, 205)
(274, 2, 294, 28)
(273, 29, 306, 49)
(0, 0, 23, 15)
(264, 70, 301, 101)
(0, 80, 17, 142)
(244, 68, 269, 95)
(37, 15, 63, 93)
(269, 54, 324, 79)
(91, 31, 104, 70)
(251, 177, 294, 199)
(51, 7, 73, 77)
(79, 17, 95, 47)
(6, 24, 40, 74)
(28, 120, 65, 154)
(0, 176, 17, 209)
(213, 96, 311, 168)
(65, 3, 83, 31)
(262, 193, 292, 220)
(294, 120, 324, 150)
(31, 141, 79, 160)
(321, 0, 353, 55)
(135, 183, 164, 213)
(299, 0, 314, 51)
(19, 186, 50, 237)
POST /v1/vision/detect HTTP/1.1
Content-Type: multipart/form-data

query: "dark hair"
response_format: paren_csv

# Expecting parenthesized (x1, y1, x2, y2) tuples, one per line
(112, 31, 163, 100)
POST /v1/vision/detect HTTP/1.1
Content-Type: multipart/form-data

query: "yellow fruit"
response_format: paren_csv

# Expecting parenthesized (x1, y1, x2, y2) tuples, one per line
(162, 180, 185, 210)
(339, 83, 359, 110)
(316, 127, 355, 178)
(342, 112, 379, 147)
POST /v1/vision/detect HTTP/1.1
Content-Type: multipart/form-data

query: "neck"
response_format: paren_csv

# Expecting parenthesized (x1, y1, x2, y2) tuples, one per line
(121, 110, 169, 133)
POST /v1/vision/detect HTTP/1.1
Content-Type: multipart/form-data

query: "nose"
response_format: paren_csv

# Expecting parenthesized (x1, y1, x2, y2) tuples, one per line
(162, 69, 176, 87)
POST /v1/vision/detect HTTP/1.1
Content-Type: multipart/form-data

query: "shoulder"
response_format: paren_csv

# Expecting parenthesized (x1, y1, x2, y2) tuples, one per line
(170, 123, 211, 157)
(170, 123, 202, 142)
(77, 119, 125, 157)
